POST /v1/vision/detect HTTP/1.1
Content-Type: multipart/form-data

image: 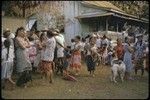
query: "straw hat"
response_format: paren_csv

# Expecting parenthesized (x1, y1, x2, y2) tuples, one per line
(3, 28, 11, 38)
(54, 29, 60, 33)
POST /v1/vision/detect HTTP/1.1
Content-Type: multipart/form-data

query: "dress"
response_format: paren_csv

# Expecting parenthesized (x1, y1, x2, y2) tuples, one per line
(115, 44, 124, 60)
(28, 41, 37, 64)
(134, 41, 146, 70)
(71, 42, 82, 70)
(15, 37, 32, 73)
(123, 43, 133, 72)
(39, 37, 56, 73)
(85, 43, 96, 71)
(1, 46, 14, 79)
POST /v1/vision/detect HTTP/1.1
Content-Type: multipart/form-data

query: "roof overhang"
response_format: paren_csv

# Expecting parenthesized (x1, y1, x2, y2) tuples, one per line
(75, 12, 114, 19)
(75, 12, 149, 24)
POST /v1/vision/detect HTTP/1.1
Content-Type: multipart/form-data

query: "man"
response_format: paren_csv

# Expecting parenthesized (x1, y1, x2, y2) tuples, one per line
(133, 34, 146, 76)
(54, 29, 66, 75)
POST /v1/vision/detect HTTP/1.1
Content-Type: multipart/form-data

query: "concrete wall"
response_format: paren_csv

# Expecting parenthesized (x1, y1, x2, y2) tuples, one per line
(64, 1, 108, 45)
(2, 16, 26, 34)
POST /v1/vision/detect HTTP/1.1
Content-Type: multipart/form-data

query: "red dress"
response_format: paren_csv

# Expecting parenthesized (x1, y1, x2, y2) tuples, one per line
(115, 45, 124, 60)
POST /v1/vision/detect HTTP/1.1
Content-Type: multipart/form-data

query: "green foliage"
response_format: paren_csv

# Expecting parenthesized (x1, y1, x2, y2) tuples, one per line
(110, 1, 149, 19)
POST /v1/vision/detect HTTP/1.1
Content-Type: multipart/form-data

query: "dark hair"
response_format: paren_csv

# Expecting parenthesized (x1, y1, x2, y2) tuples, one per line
(28, 37, 34, 41)
(15, 27, 25, 37)
(40, 33, 45, 42)
(47, 29, 54, 38)
(4, 39, 11, 60)
(82, 38, 86, 42)
(36, 30, 40, 33)
(89, 36, 93, 42)
(71, 39, 75, 42)
(75, 35, 81, 40)
(103, 35, 107, 39)
(66, 54, 71, 59)
(85, 35, 91, 39)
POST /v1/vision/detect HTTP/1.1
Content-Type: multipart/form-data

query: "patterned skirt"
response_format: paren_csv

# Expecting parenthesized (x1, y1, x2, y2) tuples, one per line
(70, 51, 81, 70)
(135, 59, 144, 70)
(39, 60, 53, 73)
(85, 55, 96, 71)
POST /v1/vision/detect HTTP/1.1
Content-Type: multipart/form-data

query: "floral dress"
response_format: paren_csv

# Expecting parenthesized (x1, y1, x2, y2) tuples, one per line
(134, 41, 146, 70)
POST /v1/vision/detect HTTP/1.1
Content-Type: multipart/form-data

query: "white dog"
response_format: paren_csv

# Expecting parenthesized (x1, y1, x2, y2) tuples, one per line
(110, 58, 126, 83)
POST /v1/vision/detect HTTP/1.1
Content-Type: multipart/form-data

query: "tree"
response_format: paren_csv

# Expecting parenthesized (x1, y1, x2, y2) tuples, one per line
(110, 1, 149, 19)
(2, 1, 41, 17)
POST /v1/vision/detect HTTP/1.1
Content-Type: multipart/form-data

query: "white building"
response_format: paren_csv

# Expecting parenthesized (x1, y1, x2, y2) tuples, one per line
(27, 1, 149, 45)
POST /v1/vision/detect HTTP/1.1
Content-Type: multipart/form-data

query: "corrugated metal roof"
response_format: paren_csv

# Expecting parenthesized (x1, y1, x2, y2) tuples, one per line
(81, 1, 125, 13)
(75, 12, 114, 19)
(80, 1, 149, 23)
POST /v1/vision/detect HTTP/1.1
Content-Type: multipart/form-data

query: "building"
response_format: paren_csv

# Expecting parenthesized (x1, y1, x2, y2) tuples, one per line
(27, 1, 149, 45)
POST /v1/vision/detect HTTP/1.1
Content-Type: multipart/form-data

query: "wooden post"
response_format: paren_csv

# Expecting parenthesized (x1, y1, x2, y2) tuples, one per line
(117, 22, 118, 32)
(106, 17, 108, 31)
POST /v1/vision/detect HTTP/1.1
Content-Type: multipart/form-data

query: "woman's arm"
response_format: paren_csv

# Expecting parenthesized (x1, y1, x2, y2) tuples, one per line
(16, 37, 26, 49)
(24, 37, 31, 48)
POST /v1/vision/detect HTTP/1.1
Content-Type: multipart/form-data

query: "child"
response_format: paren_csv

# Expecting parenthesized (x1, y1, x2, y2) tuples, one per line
(28, 37, 37, 72)
(63, 49, 77, 81)
(1, 39, 15, 89)
(102, 44, 108, 65)
(71, 36, 82, 76)
(84, 36, 97, 77)
(107, 46, 113, 65)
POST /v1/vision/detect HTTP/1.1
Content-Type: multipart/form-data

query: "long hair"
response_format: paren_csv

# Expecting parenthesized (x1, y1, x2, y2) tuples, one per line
(4, 39, 11, 60)
(15, 27, 25, 38)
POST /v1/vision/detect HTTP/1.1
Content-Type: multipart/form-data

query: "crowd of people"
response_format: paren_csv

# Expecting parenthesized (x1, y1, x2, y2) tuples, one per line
(1, 27, 149, 90)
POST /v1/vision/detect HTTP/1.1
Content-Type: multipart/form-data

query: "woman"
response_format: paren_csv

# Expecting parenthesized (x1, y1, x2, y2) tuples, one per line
(33, 33, 47, 72)
(39, 29, 56, 83)
(133, 34, 146, 76)
(114, 38, 124, 60)
(84, 36, 97, 77)
(123, 37, 134, 80)
(71, 36, 82, 76)
(15, 27, 32, 87)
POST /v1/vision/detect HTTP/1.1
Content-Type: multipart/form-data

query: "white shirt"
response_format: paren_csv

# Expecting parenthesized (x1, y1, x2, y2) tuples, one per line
(41, 37, 56, 61)
(2, 46, 14, 62)
(80, 42, 85, 51)
(96, 38, 101, 48)
(74, 42, 82, 51)
(71, 42, 75, 50)
(55, 34, 65, 58)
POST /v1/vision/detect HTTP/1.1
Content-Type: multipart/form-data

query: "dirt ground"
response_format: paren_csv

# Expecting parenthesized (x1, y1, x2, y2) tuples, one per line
(1, 63, 149, 99)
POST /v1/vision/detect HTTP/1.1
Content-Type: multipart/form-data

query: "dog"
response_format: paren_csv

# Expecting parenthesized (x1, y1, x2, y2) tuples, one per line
(110, 58, 126, 83)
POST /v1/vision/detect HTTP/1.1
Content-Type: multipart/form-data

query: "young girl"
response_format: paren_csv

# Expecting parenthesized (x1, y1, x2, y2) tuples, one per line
(28, 37, 37, 72)
(71, 36, 82, 76)
(39, 30, 56, 83)
(62, 49, 77, 81)
(1, 39, 15, 89)
(123, 37, 134, 80)
(102, 44, 108, 65)
(34, 33, 47, 72)
(84, 36, 97, 77)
